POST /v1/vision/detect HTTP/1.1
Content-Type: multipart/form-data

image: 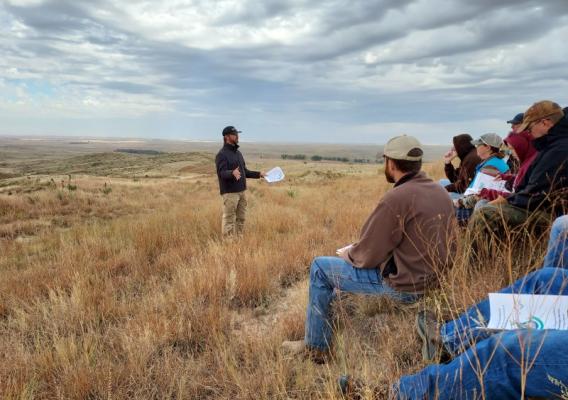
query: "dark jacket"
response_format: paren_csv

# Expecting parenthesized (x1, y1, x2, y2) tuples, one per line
(507, 111, 568, 214)
(215, 143, 261, 195)
(444, 134, 481, 193)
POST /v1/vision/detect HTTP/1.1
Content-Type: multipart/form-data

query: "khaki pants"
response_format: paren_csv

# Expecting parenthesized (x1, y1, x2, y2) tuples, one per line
(471, 203, 550, 234)
(468, 204, 550, 256)
(222, 191, 247, 236)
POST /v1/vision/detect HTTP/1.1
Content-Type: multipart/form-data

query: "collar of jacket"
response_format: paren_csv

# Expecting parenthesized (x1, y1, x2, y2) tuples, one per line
(223, 143, 240, 151)
(533, 133, 550, 151)
(533, 116, 568, 151)
(394, 171, 420, 187)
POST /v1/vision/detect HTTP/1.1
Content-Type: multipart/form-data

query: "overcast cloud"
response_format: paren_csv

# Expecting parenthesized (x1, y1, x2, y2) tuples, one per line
(1, 0, 567, 143)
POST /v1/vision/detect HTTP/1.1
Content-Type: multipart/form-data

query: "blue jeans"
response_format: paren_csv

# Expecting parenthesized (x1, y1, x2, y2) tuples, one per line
(305, 257, 420, 350)
(396, 267, 568, 399)
(543, 215, 568, 269)
(439, 179, 462, 200)
(397, 329, 568, 399)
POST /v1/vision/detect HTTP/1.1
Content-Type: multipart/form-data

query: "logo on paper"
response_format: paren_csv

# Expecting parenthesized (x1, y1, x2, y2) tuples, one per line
(514, 316, 544, 330)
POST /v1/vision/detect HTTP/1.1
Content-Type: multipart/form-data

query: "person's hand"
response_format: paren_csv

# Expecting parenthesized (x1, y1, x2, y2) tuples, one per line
(443, 149, 457, 164)
(493, 174, 504, 181)
(336, 244, 353, 258)
(260, 172, 266, 178)
(232, 167, 241, 181)
(488, 195, 508, 205)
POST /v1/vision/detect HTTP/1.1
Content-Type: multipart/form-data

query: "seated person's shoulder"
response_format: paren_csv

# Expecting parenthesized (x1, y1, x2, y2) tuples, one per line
(547, 146, 568, 158)
(386, 178, 436, 200)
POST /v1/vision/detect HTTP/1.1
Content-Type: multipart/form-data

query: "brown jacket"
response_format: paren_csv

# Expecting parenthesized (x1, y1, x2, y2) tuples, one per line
(444, 134, 481, 193)
(342, 172, 456, 294)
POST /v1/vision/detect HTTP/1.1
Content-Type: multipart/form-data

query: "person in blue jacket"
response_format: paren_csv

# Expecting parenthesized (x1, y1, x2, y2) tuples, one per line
(468, 132, 510, 187)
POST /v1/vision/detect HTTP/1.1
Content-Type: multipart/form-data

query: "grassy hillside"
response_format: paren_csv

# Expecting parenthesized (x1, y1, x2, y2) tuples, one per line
(0, 152, 550, 399)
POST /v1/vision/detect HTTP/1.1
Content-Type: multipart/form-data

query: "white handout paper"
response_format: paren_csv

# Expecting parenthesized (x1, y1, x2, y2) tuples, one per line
(487, 293, 568, 330)
(463, 172, 511, 196)
(264, 166, 285, 183)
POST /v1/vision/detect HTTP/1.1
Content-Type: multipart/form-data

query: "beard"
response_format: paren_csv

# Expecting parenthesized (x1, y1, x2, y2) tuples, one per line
(384, 166, 395, 183)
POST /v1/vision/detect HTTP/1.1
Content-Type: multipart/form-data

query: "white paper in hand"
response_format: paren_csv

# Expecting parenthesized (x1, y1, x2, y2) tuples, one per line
(463, 172, 511, 196)
(264, 166, 285, 183)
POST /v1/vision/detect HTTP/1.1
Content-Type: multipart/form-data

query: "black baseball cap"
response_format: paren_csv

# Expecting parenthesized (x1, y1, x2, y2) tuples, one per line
(507, 113, 524, 125)
(222, 126, 241, 136)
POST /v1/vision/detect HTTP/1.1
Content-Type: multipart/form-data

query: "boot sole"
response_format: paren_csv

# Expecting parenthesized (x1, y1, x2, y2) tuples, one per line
(415, 313, 437, 362)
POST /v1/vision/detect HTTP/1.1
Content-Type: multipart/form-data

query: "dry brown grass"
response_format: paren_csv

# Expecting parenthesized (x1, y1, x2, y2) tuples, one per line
(0, 159, 551, 399)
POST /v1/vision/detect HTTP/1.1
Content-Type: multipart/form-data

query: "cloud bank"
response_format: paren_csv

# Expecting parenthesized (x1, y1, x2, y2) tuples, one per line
(1, 0, 567, 143)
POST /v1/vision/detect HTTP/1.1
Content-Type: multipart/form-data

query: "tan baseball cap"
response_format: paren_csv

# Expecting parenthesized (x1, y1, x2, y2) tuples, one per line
(518, 100, 564, 132)
(383, 135, 423, 161)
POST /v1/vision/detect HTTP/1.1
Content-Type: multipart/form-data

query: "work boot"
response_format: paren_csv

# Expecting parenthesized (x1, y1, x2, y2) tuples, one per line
(415, 310, 443, 362)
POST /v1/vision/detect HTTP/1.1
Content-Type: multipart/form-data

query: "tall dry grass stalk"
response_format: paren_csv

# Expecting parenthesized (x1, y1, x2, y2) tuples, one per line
(0, 162, 553, 399)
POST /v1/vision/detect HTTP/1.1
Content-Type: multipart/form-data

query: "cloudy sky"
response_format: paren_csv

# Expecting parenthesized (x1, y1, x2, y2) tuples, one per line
(1, 0, 567, 144)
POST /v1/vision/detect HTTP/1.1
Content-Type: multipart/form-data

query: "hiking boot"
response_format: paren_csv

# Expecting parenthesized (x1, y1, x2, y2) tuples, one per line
(281, 340, 329, 364)
(415, 310, 443, 362)
(338, 375, 389, 399)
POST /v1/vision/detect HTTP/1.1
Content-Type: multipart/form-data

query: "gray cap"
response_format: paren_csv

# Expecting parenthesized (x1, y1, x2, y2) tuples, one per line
(471, 133, 503, 148)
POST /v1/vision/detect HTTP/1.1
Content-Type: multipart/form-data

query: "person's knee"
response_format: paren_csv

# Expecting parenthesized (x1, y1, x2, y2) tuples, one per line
(479, 205, 500, 218)
(531, 267, 568, 289)
(470, 205, 494, 224)
(310, 257, 333, 284)
(310, 257, 323, 276)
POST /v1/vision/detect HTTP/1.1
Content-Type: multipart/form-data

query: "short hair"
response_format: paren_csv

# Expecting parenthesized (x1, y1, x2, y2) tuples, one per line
(387, 157, 422, 174)
(387, 147, 423, 173)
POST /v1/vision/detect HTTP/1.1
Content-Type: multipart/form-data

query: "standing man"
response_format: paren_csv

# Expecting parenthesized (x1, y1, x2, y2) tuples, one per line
(282, 135, 456, 361)
(215, 126, 264, 236)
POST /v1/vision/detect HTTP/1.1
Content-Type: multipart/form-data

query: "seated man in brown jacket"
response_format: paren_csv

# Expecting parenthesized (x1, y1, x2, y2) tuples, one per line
(441, 133, 481, 199)
(282, 135, 457, 361)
